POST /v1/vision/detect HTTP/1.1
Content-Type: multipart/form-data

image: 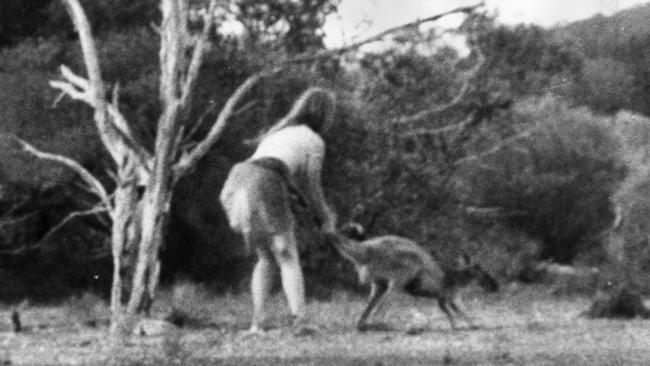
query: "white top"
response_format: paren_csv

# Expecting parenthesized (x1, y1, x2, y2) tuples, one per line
(251, 125, 335, 231)
(252, 125, 325, 175)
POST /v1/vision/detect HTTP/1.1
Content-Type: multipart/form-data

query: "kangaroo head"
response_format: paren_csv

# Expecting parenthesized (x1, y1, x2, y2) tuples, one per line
(340, 222, 367, 241)
(473, 264, 499, 293)
(453, 254, 499, 293)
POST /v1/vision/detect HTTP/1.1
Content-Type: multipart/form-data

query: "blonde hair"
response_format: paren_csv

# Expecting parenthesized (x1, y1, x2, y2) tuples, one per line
(250, 87, 336, 145)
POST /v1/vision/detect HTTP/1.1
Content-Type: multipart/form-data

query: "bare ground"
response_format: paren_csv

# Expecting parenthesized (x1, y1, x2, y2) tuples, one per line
(1, 284, 649, 365)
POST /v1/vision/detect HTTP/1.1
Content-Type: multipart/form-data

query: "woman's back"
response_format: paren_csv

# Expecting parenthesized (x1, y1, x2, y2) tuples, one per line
(251, 125, 325, 175)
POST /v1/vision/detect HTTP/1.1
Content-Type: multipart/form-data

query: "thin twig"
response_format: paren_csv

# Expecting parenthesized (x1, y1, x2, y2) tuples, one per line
(6, 134, 111, 210)
(184, 99, 257, 146)
(184, 101, 220, 143)
(392, 43, 485, 125)
(0, 206, 108, 255)
(401, 115, 474, 137)
(49, 80, 91, 105)
(284, 2, 484, 65)
(454, 125, 542, 166)
(60, 64, 90, 90)
(0, 211, 42, 228)
(106, 104, 153, 171)
(51, 91, 66, 108)
(174, 69, 277, 178)
(464, 206, 528, 218)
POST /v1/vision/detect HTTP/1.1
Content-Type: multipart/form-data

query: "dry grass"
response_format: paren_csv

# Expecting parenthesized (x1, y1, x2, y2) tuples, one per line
(1, 283, 650, 365)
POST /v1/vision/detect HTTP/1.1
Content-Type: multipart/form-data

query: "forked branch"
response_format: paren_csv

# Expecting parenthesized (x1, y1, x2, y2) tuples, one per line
(174, 70, 274, 178)
(60, 0, 105, 110)
(51, 0, 151, 181)
(50, 67, 153, 176)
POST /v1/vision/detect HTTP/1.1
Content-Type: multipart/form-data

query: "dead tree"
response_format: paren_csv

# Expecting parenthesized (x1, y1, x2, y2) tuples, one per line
(9, 0, 483, 334)
(41, 0, 266, 333)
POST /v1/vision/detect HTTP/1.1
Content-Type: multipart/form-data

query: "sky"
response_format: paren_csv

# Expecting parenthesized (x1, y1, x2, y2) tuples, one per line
(323, 0, 650, 48)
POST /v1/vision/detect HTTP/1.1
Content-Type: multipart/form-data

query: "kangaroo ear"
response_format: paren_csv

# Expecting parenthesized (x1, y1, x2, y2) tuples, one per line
(341, 222, 366, 240)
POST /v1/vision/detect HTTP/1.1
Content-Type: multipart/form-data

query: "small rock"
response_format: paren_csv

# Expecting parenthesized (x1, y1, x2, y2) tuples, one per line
(78, 340, 93, 347)
(293, 325, 318, 337)
(133, 319, 179, 336)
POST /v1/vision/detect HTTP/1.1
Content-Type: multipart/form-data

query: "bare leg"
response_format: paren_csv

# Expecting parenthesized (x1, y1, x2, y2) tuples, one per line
(357, 279, 389, 331)
(271, 231, 305, 323)
(438, 298, 457, 330)
(250, 247, 275, 333)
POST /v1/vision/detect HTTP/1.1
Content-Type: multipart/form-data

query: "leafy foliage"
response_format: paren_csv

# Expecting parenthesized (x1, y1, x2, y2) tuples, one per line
(577, 58, 635, 113)
(234, 0, 339, 54)
(475, 19, 583, 103)
(463, 97, 626, 263)
(554, 3, 650, 115)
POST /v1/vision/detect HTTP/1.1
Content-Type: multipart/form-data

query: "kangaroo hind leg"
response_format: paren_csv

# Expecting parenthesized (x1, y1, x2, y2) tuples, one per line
(449, 299, 477, 329)
(357, 279, 389, 331)
(438, 298, 458, 330)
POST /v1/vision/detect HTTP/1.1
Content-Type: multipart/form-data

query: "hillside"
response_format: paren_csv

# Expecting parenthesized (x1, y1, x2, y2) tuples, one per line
(552, 2, 650, 58)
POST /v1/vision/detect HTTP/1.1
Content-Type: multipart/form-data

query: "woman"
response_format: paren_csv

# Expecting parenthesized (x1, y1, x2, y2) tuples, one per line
(220, 87, 337, 333)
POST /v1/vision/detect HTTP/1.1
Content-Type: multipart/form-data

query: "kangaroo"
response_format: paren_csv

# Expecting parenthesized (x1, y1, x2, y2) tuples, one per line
(324, 223, 499, 331)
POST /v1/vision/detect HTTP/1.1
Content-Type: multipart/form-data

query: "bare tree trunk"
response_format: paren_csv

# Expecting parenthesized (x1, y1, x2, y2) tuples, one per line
(126, 143, 176, 315)
(126, 0, 188, 316)
(110, 181, 140, 332)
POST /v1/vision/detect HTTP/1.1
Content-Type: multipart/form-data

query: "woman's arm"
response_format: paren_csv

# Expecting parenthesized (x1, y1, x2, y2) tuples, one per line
(305, 147, 337, 232)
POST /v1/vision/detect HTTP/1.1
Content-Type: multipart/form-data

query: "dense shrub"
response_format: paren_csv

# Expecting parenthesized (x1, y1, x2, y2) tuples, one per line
(577, 58, 636, 114)
(462, 96, 627, 263)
